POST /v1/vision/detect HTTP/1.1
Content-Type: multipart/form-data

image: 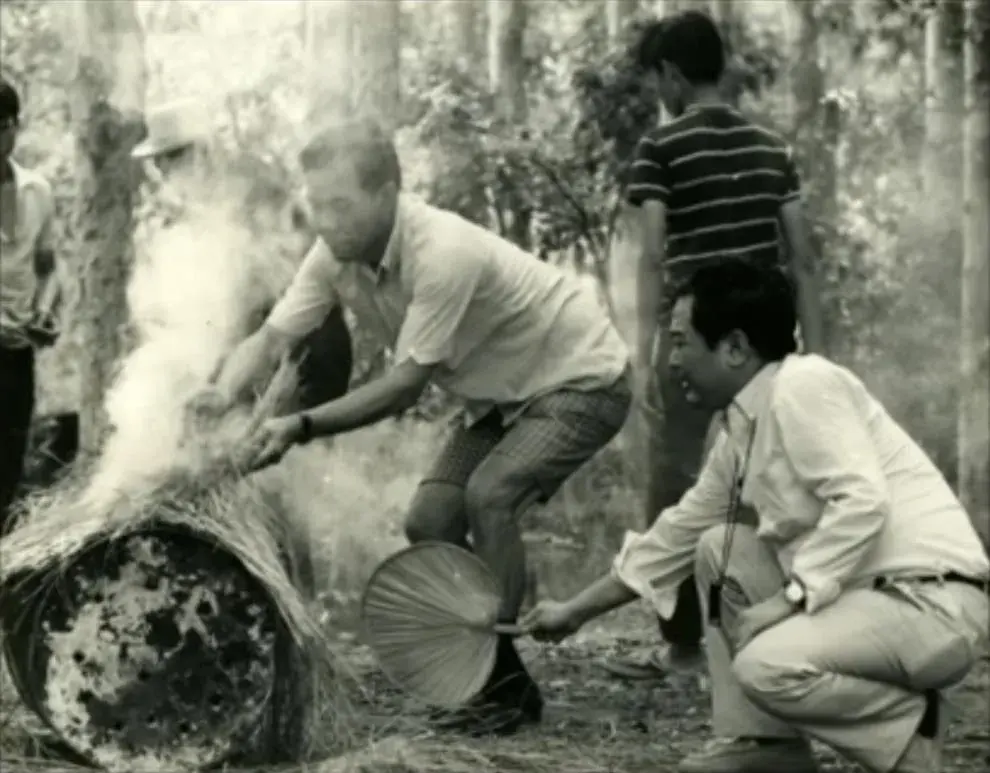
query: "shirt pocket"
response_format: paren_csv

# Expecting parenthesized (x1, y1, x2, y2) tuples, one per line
(749, 453, 822, 544)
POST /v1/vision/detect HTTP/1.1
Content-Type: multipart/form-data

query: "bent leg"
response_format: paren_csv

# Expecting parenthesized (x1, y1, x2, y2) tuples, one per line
(467, 380, 631, 623)
(404, 412, 504, 547)
(694, 524, 801, 739)
(733, 582, 990, 772)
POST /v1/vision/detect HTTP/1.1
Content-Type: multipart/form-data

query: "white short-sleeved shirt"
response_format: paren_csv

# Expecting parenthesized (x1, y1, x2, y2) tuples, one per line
(268, 194, 629, 422)
(1, 161, 55, 348)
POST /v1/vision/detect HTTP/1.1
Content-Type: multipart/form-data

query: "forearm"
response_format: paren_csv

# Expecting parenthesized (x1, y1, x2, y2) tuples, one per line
(302, 371, 422, 438)
(214, 324, 294, 402)
(636, 253, 665, 368)
(563, 574, 637, 628)
(793, 264, 825, 354)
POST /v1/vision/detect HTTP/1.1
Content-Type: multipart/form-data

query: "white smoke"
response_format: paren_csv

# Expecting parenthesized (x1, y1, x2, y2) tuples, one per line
(82, 174, 296, 511)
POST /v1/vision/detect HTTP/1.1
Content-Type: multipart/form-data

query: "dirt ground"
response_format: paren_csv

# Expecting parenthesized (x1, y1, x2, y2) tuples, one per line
(332, 604, 990, 773)
(1, 603, 988, 772)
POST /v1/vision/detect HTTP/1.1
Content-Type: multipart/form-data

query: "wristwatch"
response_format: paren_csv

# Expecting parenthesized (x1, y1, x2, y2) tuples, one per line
(784, 578, 807, 611)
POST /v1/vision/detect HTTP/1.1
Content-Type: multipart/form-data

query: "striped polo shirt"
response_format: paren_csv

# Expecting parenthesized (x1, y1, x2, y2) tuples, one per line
(626, 103, 801, 277)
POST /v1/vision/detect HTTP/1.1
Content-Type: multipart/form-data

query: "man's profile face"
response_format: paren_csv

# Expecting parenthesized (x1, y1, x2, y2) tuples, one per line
(303, 160, 395, 264)
(668, 295, 726, 408)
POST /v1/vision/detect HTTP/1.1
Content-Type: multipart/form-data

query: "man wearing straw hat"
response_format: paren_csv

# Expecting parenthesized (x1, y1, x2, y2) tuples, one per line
(195, 116, 632, 736)
(133, 97, 354, 413)
(521, 259, 990, 773)
(0, 76, 62, 535)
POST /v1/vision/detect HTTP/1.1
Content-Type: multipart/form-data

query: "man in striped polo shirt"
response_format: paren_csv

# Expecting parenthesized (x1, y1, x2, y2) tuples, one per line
(603, 10, 825, 681)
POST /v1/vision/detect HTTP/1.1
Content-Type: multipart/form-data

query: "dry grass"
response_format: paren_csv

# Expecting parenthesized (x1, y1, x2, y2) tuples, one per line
(0, 411, 646, 772)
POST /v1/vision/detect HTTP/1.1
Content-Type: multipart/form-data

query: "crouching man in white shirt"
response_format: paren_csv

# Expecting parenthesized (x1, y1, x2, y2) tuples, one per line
(522, 259, 990, 773)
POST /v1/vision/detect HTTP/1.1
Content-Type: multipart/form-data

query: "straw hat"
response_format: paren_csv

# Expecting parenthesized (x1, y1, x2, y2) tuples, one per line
(132, 97, 212, 160)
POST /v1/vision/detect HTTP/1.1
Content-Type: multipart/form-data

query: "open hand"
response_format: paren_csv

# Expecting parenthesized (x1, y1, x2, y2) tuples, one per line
(519, 600, 581, 643)
(245, 416, 302, 472)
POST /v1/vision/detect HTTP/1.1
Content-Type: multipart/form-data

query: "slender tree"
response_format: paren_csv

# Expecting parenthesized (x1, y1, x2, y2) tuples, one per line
(350, 0, 401, 129)
(959, 0, 990, 543)
(69, 0, 146, 456)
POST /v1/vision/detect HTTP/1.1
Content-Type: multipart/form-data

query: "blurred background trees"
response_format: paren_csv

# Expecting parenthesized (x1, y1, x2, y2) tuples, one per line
(1, 0, 986, 541)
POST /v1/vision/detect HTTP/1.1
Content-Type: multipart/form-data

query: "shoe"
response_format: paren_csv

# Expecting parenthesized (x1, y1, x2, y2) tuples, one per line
(677, 738, 818, 773)
(600, 642, 705, 681)
(430, 635, 543, 737)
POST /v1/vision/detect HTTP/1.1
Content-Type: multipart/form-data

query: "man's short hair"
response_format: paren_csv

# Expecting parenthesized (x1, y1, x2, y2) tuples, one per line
(298, 117, 402, 192)
(675, 258, 798, 362)
(0, 76, 21, 121)
(633, 11, 726, 86)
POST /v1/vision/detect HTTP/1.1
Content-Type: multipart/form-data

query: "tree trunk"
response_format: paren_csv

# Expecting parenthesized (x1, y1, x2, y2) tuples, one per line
(788, 2, 835, 245)
(959, 0, 990, 543)
(303, 0, 352, 124)
(446, 0, 484, 70)
(349, 0, 401, 130)
(69, 1, 146, 457)
(605, 0, 639, 44)
(488, 0, 530, 248)
(924, 0, 965, 194)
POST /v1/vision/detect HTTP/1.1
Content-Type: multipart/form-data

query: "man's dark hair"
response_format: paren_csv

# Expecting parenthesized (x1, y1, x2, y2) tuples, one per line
(298, 117, 402, 192)
(632, 11, 725, 85)
(0, 76, 21, 121)
(676, 259, 799, 362)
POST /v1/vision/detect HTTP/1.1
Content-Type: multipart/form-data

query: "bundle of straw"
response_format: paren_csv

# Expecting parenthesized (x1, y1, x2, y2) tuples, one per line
(0, 363, 356, 770)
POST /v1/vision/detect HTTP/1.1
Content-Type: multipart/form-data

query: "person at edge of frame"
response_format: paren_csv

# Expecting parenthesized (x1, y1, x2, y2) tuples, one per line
(0, 76, 64, 535)
(601, 9, 826, 682)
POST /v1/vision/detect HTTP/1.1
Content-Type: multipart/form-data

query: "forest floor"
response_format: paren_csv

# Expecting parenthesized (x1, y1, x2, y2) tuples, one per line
(1, 574, 988, 773)
(331, 606, 990, 773)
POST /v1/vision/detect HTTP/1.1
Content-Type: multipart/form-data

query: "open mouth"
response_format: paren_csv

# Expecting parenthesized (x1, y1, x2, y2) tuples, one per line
(680, 377, 702, 405)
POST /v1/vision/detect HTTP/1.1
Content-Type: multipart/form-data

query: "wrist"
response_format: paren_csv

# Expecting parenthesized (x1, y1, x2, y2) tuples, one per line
(295, 412, 314, 444)
(561, 599, 589, 630)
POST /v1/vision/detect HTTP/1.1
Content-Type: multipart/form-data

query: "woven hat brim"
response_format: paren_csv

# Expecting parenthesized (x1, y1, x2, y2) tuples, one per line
(131, 137, 196, 160)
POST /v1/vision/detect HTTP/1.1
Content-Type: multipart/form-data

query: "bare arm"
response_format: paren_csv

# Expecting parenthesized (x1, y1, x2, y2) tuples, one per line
(210, 238, 338, 405)
(211, 322, 299, 403)
(779, 199, 825, 354)
(636, 201, 667, 372)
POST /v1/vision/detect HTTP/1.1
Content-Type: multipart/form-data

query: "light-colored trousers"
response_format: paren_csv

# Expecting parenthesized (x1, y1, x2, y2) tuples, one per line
(695, 524, 989, 773)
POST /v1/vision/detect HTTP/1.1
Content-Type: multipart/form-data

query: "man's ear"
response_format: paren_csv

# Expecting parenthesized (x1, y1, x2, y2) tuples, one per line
(723, 329, 752, 366)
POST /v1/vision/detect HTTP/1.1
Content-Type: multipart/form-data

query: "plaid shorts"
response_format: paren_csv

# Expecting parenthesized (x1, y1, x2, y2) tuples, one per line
(423, 370, 632, 504)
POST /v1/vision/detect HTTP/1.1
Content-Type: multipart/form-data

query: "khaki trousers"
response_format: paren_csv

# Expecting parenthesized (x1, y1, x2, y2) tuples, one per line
(695, 524, 989, 773)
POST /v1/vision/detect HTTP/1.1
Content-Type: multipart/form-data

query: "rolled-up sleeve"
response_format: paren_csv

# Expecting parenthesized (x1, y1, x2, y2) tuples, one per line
(394, 248, 482, 367)
(267, 238, 339, 339)
(612, 433, 734, 620)
(775, 363, 890, 613)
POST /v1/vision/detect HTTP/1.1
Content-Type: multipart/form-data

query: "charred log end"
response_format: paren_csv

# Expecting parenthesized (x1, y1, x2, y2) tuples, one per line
(1, 527, 283, 771)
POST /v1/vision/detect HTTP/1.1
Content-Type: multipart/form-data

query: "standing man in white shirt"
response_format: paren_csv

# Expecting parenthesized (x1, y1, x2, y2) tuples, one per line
(194, 118, 632, 735)
(0, 77, 61, 534)
(522, 259, 989, 773)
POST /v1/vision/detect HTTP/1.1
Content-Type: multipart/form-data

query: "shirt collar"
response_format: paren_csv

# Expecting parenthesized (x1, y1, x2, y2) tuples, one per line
(375, 195, 404, 284)
(717, 361, 781, 440)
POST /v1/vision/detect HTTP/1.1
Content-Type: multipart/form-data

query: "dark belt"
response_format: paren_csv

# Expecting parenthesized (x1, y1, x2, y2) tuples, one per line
(873, 572, 989, 593)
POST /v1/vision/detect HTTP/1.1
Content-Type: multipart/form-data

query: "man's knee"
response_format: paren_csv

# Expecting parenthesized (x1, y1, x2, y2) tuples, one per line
(732, 640, 807, 712)
(404, 482, 467, 544)
(463, 463, 532, 539)
(694, 524, 731, 581)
